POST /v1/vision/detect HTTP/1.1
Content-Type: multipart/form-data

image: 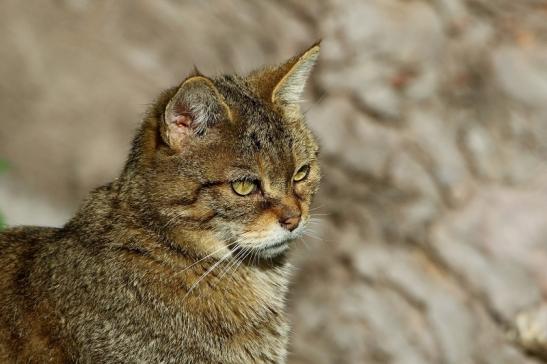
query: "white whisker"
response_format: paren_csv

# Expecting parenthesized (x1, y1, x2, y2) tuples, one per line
(306, 220, 322, 225)
(309, 204, 326, 212)
(182, 250, 233, 301)
(175, 242, 236, 277)
(226, 248, 253, 287)
(298, 237, 310, 250)
(303, 232, 324, 242)
(231, 249, 249, 276)
(218, 248, 245, 281)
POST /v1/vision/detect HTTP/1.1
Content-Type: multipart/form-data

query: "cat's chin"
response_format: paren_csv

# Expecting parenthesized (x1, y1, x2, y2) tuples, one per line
(254, 240, 290, 259)
(231, 220, 308, 260)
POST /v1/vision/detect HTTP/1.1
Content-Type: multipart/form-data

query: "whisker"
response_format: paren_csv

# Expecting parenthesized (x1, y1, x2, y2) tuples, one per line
(218, 248, 245, 281)
(176, 242, 236, 277)
(253, 249, 259, 267)
(231, 249, 249, 276)
(214, 247, 248, 298)
(226, 248, 253, 286)
(298, 237, 310, 250)
(182, 250, 232, 301)
(306, 220, 323, 225)
(303, 232, 324, 242)
(304, 234, 336, 244)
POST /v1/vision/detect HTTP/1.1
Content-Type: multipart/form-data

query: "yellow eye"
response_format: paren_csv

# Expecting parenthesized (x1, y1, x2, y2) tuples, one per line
(294, 165, 310, 182)
(231, 180, 257, 196)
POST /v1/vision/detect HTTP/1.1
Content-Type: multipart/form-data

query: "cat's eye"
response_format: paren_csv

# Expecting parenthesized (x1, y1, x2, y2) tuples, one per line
(231, 180, 257, 196)
(293, 165, 310, 182)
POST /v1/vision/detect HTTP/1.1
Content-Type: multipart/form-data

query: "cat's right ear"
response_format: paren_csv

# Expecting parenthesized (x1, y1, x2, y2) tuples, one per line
(247, 42, 320, 116)
(161, 76, 231, 151)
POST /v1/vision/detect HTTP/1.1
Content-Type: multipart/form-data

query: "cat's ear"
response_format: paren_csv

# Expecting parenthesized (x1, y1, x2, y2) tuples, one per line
(162, 76, 231, 151)
(250, 42, 320, 110)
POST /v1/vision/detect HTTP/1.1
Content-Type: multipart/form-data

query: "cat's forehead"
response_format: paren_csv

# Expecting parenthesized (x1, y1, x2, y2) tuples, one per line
(208, 74, 316, 181)
(213, 75, 294, 151)
(213, 75, 275, 120)
(236, 108, 295, 178)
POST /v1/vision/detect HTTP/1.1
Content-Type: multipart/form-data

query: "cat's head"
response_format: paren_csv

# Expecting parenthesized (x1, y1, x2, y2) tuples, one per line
(131, 44, 320, 261)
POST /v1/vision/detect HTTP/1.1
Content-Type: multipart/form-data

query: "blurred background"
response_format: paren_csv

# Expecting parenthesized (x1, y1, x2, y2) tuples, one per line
(2, 1, 547, 363)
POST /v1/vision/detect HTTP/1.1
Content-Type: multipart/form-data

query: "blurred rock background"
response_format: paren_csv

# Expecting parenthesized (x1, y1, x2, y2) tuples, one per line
(2, 0, 547, 363)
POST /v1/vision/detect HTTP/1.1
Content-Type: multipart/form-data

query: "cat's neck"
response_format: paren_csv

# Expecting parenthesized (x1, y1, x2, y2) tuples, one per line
(109, 219, 292, 329)
(62, 181, 291, 354)
(64, 180, 292, 304)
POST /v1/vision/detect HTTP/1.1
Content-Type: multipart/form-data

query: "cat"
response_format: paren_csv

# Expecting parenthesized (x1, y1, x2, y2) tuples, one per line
(0, 43, 321, 363)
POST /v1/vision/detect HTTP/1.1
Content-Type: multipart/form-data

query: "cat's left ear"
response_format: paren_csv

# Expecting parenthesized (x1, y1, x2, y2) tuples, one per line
(250, 42, 320, 112)
(162, 76, 231, 151)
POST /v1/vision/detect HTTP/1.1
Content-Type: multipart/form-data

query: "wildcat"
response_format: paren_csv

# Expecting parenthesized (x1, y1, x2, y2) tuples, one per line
(0, 43, 321, 363)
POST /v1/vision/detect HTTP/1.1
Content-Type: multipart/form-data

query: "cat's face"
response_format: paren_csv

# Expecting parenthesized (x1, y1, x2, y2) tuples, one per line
(199, 76, 320, 259)
(141, 45, 320, 260)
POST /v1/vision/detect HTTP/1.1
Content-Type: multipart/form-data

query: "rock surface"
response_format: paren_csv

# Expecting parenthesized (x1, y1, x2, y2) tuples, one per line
(1, 0, 547, 362)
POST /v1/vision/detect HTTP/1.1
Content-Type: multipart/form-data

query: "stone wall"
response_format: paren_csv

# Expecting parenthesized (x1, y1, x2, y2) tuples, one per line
(1, 1, 547, 362)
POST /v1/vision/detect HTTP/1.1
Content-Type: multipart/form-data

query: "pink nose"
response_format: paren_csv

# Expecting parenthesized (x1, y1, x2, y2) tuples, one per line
(280, 213, 301, 232)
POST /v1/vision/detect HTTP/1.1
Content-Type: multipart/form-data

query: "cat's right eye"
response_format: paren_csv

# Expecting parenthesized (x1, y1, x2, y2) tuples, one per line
(231, 180, 257, 196)
(293, 164, 310, 182)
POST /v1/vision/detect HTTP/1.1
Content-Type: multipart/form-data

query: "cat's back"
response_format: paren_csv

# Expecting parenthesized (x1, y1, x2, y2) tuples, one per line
(0, 226, 59, 275)
(0, 226, 59, 284)
(0, 226, 58, 319)
(0, 226, 66, 363)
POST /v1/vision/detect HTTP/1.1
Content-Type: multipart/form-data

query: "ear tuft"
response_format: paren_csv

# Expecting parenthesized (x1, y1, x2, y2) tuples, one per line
(272, 44, 320, 105)
(162, 76, 230, 151)
(246, 42, 320, 114)
(190, 65, 203, 77)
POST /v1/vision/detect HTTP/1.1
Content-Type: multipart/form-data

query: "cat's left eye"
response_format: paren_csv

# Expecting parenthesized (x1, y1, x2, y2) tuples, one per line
(293, 165, 310, 182)
(231, 180, 257, 196)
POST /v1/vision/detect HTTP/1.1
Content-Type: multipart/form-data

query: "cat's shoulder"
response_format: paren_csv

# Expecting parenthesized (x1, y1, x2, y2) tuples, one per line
(1, 226, 60, 244)
(0, 226, 60, 257)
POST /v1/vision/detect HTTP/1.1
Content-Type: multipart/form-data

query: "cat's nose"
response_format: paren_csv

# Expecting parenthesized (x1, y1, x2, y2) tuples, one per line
(279, 211, 301, 232)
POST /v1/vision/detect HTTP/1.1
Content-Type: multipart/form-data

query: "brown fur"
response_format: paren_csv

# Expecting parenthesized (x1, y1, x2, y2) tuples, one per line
(0, 44, 320, 363)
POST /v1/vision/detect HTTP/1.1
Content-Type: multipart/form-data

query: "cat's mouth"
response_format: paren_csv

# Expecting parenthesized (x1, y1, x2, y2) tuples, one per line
(255, 240, 289, 258)
(230, 219, 307, 260)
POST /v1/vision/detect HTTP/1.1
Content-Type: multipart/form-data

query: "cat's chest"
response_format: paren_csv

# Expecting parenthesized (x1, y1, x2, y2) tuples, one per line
(164, 268, 288, 360)
(74, 264, 290, 363)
